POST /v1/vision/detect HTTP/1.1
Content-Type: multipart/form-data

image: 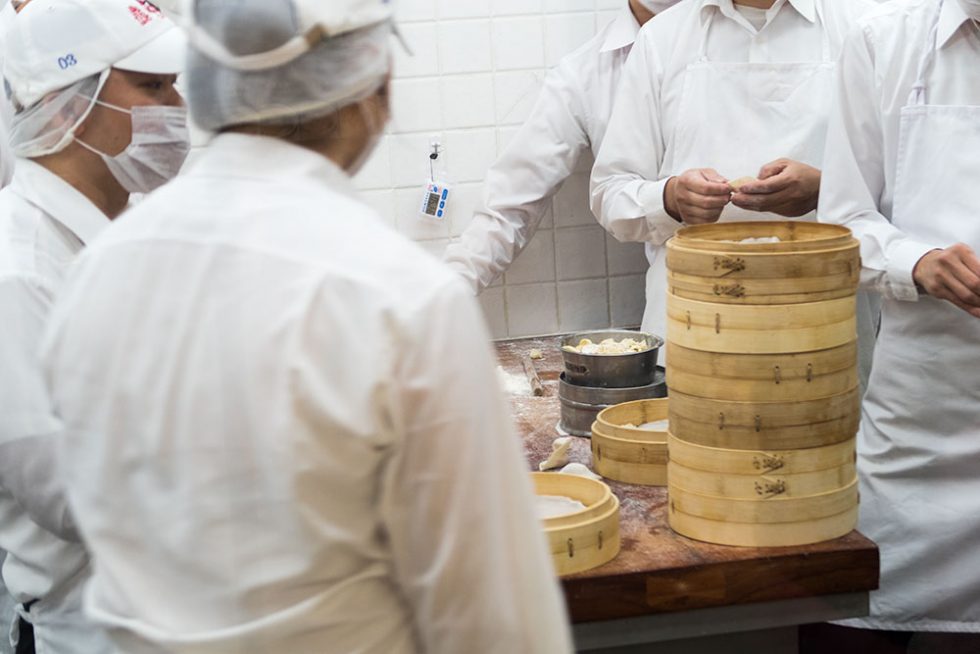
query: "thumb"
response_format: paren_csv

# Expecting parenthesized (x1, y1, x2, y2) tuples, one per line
(758, 160, 789, 180)
(701, 168, 728, 184)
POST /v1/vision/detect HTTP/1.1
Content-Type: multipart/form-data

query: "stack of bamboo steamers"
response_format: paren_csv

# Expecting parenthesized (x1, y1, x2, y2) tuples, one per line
(665, 222, 860, 547)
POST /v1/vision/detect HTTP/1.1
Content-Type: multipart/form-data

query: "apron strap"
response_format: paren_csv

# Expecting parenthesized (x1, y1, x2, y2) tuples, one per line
(696, 0, 832, 63)
(908, 0, 946, 107)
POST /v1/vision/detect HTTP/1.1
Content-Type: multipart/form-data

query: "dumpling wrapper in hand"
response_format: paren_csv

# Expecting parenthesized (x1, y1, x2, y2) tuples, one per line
(729, 176, 757, 191)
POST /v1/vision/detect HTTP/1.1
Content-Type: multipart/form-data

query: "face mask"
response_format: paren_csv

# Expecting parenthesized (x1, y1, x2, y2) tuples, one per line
(957, 0, 980, 21)
(638, 0, 681, 14)
(77, 101, 190, 194)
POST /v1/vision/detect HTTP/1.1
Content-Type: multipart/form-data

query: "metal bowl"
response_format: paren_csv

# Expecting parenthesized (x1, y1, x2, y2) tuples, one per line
(558, 369, 667, 437)
(560, 329, 664, 388)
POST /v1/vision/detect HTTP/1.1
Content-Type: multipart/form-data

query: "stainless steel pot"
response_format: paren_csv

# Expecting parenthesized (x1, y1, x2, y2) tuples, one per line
(560, 330, 664, 388)
(558, 369, 667, 437)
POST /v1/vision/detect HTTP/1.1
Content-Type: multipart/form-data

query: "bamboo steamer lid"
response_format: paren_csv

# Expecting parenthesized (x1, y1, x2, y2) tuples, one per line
(590, 399, 669, 486)
(667, 459, 857, 500)
(531, 472, 621, 576)
(667, 433, 856, 476)
(666, 341, 858, 402)
(668, 386, 859, 451)
(669, 503, 858, 547)
(667, 293, 857, 354)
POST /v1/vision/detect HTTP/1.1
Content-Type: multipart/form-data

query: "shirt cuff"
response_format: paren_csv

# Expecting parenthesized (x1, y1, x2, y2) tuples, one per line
(639, 178, 682, 244)
(887, 238, 939, 302)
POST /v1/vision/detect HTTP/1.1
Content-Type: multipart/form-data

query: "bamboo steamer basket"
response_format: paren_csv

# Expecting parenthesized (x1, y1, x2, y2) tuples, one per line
(666, 223, 859, 304)
(668, 502, 858, 547)
(590, 399, 669, 486)
(666, 267, 859, 305)
(666, 293, 856, 354)
(667, 434, 856, 477)
(667, 460, 857, 499)
(670, 478, 857, 524)
(531, 472, 621, 576)
(668, 386, 860, 451)
(666, 341, 858, 402)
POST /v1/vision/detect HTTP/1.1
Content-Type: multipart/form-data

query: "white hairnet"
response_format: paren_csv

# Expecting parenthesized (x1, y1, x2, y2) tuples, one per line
(8, 72, 104, 158)
(185, 0, 391, 131)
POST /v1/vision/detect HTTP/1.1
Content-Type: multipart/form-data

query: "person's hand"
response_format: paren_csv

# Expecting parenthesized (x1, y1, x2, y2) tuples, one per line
(912, 244, 980, 319)
(664, 168, 732, 224)
(730, 159, 821, 217)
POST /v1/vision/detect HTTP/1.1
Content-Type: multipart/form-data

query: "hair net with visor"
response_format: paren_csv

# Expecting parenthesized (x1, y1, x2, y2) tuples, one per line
(185, 0, 392, 131)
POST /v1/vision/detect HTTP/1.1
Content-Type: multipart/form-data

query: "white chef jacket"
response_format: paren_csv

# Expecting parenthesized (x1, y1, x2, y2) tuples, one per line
(590, 0, 872, 248)
(818, 0, 980, 632)
(0, 159, 109, 650)
(443, 7, 639, 292)
(42, 133, 573, 654)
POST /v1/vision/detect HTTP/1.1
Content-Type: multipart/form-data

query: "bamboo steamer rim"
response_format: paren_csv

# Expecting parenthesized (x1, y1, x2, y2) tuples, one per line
(667, 293, 856, 326)
(669, 504, 858, 547)
(670, 221, 856, 253)
(548, 500, 622, 576)
(531, 472, 617, 528)
(595, 398, 670, 442)
(667, 433, 857, 475)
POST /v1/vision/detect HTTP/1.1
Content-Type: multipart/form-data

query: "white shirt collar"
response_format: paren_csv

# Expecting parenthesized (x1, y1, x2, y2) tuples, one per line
(10, 158, 109, 245)
(701, 0, 817, 26)
(937, 0, 974, 49)
(187, 132, 359, 201)
(600, 5, 641, 53)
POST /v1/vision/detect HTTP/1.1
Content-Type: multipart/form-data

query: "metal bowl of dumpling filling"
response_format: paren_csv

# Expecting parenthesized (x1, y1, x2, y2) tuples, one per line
(560, 330, 664, 388)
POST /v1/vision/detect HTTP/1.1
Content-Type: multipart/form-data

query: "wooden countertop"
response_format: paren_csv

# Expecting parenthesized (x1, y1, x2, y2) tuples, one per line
(495, 336, 879, 624)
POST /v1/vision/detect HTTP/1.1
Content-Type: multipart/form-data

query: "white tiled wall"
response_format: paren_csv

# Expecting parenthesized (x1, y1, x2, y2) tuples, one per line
(355, 0, 646, 339)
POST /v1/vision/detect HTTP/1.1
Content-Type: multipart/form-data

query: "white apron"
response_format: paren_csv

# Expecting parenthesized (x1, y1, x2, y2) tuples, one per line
(642, 1, 878, 389)
(845, 1, 980, 632)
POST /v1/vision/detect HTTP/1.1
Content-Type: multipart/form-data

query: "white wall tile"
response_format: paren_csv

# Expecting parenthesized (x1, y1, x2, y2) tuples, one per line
(545, 13, 596, 66)
(437, 0, 491, 19)
(389, 132, 439, 188)
(558, 279, 610, 332)
(553, 172, 596, 227)
(442, 74, 496, 129)
(544, 0, 594, 11)
(555, 225, 608, 280)
(492, 16, 546, 70)
(394, 23, 440, 78)
(506, 283, 559, 336)
(505, 229, 556, 285)
(447, 183, 485, 236)
(493, 70, 544, 126)
(495, 125, 522, 155)
(390, 78, 444, 133)
(399, 0, 437, 21)
(491, 0, 543, 15)
(444, 129, 498, 183)
(478, 287, 509, 339)
(395, 188, 452, 239)
(606, 233, 649, 276)
(352, 136, 391, 191)
(609, 274, 646, 329)
(438, 21, 493, 74)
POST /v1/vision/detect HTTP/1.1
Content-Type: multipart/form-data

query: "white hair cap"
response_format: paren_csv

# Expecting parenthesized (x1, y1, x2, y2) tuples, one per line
(184, 0, 393, 131)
